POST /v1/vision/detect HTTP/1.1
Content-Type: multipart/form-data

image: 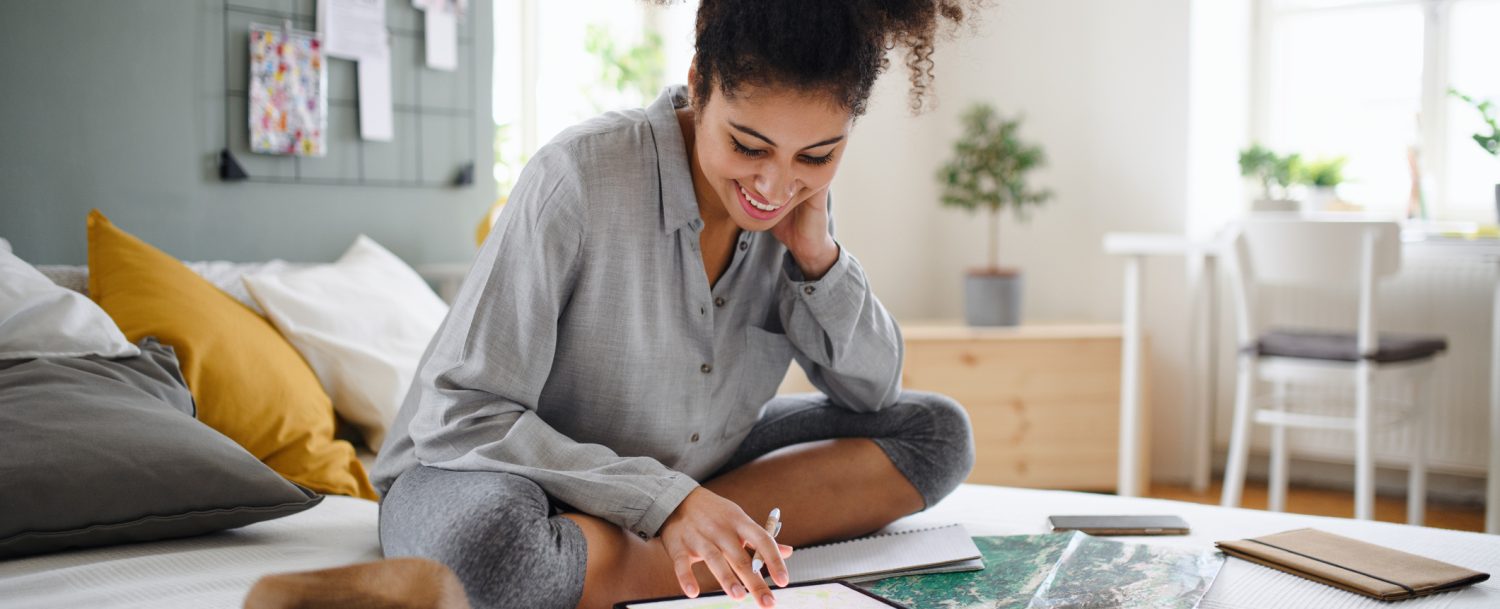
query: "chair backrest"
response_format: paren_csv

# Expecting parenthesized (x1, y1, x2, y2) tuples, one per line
(1225, 218, 1402, 356)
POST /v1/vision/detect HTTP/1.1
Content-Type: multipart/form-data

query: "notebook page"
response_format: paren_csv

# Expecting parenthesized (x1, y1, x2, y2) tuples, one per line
(785, 524, 981, 584)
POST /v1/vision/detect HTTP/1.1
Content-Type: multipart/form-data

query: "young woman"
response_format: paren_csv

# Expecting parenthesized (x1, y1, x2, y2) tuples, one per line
(374, 2, 981, 608)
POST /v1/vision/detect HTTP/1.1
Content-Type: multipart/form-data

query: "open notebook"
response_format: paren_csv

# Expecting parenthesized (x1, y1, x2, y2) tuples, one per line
(784, 524, 983, 584)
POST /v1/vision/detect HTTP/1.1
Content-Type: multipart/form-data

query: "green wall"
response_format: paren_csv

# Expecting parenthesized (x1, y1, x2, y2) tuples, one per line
(0, 0, 494, 266)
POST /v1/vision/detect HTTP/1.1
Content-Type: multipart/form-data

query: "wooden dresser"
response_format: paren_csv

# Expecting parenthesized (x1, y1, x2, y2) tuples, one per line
(778, 323, 1146, 491)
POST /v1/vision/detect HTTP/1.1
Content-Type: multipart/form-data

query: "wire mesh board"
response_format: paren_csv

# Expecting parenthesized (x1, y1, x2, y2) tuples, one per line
(219, 0, 477, 188)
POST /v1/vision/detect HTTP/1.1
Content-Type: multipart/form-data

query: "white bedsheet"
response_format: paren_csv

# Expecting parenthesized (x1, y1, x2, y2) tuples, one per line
(1, 485, 1496, 608)
(0, 497, 381, 609)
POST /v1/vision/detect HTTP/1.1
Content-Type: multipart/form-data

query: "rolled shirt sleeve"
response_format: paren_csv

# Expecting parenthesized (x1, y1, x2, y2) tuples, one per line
(776, 194, 905, 412)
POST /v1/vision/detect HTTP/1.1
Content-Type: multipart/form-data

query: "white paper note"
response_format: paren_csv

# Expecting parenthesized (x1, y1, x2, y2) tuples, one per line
(357, 43, 394, 141)
(319, 0, 388, 61)
(424, 1, 458, 71)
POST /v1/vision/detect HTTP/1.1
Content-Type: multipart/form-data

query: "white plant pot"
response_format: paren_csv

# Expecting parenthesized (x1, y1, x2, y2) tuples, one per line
(1251, 198, 1299, 213)
(1303, 186, 1338, 212)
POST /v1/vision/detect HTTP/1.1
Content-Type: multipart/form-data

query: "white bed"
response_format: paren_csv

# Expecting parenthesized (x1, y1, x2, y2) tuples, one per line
(1, 485, 1496, 609)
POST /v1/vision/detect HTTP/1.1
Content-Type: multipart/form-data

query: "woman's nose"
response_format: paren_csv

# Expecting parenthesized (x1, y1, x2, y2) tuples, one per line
(755, 173, 801, 206)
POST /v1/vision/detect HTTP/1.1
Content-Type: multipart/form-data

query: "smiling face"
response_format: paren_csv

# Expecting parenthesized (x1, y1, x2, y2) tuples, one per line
(683, 76, 853, 231)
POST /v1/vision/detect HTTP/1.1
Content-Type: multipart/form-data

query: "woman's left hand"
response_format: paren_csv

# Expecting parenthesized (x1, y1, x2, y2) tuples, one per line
(769, 185, 839, 280)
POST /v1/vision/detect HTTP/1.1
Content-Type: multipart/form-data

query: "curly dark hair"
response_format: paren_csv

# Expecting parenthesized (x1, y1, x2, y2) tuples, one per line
(651, 0, 983, 116)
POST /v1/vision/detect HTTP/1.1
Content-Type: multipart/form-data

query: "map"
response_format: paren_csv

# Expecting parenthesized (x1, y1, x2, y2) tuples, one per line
(625, 582, 897, 609)
(861, 534, 1076, 609)
(1027, 533, 1224, 609)
(861, 533, 1223, 609)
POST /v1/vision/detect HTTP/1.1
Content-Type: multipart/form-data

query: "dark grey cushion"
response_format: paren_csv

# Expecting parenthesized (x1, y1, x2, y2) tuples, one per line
(1252, 328, 1448, 363)
(0, 338, 322, 559)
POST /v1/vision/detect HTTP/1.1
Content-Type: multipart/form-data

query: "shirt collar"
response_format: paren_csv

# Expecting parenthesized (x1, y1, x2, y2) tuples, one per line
(646, 85, 703, 234)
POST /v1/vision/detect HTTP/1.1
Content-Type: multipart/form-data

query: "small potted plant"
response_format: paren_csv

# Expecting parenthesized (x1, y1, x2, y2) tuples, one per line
(937, 103, 1052, 327)
(1449, 88, 1500, 221)
(1238, 143, 1300, 211)
(1296, 156, 1348, 212)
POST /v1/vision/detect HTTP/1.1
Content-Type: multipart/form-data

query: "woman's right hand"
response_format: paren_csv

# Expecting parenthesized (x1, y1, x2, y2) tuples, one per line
(659, 487, 792, 608)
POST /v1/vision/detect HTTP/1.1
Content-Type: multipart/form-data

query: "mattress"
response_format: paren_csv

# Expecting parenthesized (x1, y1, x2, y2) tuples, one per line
(0, 496, 381, 609)
(2, 485, 1496, 608)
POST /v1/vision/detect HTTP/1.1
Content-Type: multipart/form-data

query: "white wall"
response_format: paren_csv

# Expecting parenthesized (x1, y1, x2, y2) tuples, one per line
(831, 0, 1252, 484)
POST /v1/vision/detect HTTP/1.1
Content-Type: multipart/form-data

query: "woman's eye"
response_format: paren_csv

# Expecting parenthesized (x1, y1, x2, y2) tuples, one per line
(730, 137, 765, 158)
(800, 153, 834, 167)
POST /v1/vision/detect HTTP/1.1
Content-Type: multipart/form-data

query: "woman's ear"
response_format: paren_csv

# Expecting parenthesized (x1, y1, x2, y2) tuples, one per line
(685, 59, 706, 113)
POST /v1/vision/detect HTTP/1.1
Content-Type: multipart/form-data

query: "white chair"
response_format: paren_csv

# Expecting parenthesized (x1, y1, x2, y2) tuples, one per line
(1219, 218, 1447, 524)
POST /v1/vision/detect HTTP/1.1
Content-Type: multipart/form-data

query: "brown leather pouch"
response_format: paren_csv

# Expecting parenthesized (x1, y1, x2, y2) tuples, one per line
(1216, 528, 1489, 601)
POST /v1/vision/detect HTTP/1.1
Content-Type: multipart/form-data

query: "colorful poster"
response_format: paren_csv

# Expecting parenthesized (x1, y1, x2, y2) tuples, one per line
(249, 24, 327, 156)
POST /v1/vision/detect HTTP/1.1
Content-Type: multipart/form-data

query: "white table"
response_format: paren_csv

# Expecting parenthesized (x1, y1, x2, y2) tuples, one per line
(1105, 229, 1500, 534)
(1103, 233, 1225, 498)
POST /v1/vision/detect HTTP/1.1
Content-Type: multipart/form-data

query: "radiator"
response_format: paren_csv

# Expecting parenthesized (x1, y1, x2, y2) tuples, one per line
(1212, 242, 1498, 476)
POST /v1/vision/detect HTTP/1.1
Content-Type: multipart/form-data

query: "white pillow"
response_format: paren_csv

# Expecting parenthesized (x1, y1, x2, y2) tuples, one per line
(243, 236, 448, 452)
(0, 248, 139, 360)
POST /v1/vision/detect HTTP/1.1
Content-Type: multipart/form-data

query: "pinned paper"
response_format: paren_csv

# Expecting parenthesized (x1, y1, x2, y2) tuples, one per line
(319, 0, 393, 141)
(318, 0, 388, 61)
(357, 41, 394, 141)
(416, 0, 463, 71)
(248, 24, 327, 156)
(425, 3, 457, 71)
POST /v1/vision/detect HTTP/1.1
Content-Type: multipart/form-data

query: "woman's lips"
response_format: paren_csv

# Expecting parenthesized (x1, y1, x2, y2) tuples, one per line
(735, 180, 784, 221)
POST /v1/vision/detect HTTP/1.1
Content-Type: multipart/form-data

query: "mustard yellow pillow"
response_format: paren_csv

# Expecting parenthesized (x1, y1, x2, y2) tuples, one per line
(86, 210, 375, 500)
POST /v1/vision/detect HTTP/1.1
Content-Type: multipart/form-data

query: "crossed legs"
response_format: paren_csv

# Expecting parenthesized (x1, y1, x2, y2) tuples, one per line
(380, 391, 974, 609)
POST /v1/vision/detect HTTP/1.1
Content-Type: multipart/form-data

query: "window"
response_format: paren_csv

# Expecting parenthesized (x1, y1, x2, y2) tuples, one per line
(492, 0, 696, 197)
(1258, 0, 1500, 221)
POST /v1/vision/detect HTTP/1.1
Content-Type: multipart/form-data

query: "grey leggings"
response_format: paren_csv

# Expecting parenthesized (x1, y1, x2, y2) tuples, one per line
(378, 390, 975, 609)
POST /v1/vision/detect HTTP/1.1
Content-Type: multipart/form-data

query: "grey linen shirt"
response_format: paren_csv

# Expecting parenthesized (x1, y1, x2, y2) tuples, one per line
(373, 86, 904, 539)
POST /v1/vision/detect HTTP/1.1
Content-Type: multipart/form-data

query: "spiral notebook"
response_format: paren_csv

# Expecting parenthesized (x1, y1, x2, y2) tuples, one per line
(784, 524, 984, 584)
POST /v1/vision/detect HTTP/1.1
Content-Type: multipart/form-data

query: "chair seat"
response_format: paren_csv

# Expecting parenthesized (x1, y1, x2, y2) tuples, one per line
(1250, 328, 1447, 363)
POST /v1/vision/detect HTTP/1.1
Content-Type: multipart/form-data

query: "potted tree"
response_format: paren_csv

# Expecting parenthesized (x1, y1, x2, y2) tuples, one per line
(1449, 88, 1500, 221)
(937, 103, 1052, 327)
(1238, 143, 1300, 212)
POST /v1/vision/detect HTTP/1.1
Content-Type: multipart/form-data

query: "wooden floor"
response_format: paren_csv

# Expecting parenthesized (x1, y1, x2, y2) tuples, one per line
(1147, 480, 1486, 533)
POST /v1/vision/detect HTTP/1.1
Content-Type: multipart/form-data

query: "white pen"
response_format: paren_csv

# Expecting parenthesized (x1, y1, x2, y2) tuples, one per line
(748, 507, 782, 575)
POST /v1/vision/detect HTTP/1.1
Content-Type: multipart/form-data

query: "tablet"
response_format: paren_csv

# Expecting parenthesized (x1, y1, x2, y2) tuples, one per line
(613, 581, 906, 609)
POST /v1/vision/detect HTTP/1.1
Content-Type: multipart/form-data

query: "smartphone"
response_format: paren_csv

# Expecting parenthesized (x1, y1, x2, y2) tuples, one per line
(1047, 515, 1190, 536)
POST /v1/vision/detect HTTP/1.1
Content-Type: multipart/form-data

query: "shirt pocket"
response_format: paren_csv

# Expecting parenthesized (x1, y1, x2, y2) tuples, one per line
(720, 326, 798, 440)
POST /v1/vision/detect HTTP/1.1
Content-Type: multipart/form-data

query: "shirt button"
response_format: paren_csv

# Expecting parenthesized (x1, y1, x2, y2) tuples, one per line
(803, 285, 816, 295)
(690, 433, 700, 442)
(714, 297, 726, 308)
(738, 241, 748, 251)
(700, 306, 706, 315)
(700, 363, 713, 374)
(637, 531, 648, 540)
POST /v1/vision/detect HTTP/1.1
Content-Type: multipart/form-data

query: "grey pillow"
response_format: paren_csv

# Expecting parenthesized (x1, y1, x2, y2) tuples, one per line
(0, 337, 322, 559)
